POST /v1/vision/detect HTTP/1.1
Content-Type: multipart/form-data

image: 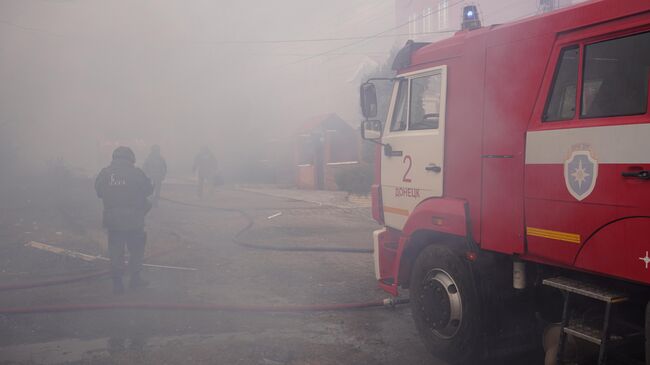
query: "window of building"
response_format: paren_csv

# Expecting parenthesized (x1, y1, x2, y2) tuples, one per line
(438, 0, 449, 30)
(423, 8, 433, 33)
(408, 13, 418, 38)
(539, 0, 554, 13)
(390, 79, 409, 131)
(409, 73, 442, 130)
(581, 31, 650, 118)
(543, 46, 579, 122)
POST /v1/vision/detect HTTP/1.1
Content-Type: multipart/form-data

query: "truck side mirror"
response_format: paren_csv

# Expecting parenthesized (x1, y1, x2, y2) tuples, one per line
(361, 120, 382, 141)
(360, 83, 378, 119)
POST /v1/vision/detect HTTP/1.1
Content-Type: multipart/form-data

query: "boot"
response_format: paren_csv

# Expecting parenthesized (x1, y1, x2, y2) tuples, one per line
(129, 273, 149, 290)
(112, 277, 125, 295)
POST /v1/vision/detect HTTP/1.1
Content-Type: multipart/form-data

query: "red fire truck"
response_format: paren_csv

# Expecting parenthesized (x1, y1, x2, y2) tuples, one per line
(360, 1, 650, 364)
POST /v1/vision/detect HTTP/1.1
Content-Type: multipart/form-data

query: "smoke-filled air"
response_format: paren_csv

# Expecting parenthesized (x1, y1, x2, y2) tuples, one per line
(4, 1, 646, 365)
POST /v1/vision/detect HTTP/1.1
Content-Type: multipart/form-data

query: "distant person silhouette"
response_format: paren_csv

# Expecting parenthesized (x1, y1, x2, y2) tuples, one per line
(142, 145, 167, 206)
(192, 147, 218, 198)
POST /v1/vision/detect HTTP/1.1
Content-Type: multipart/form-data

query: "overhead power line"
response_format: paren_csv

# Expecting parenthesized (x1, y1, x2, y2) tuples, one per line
(286, 0, 465, 66)
(0, 17, 455, 46)
(190, 30, 458, 45)
(0, 0, 459, 52)
(0, 0, 539, 55)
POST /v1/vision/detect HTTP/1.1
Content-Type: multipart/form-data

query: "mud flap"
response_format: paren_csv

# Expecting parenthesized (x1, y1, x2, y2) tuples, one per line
(471, 252, 542, 360)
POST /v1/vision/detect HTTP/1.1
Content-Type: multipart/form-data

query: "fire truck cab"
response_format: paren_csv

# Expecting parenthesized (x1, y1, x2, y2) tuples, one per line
(360, 1, 650, 364)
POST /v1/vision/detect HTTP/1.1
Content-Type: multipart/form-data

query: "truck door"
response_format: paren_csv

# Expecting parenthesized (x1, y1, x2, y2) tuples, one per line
(525, 30, 650, 281)
(381, 66, 448, 230)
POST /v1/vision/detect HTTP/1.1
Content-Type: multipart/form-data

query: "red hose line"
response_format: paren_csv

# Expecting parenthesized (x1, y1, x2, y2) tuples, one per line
(0, 246, 180, 292)
(0, 270, 109, 292)
(1, 193, 370, 292)
(0, 298, 410, 315)
(160, 196, 374, 253)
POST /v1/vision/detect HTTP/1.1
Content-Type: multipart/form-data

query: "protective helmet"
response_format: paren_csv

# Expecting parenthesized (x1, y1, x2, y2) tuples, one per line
(112, 146, 136, 164)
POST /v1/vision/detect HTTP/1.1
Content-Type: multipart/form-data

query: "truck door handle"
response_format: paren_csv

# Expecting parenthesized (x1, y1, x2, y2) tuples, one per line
(622, 170, 650, 180)
(384, 144, 403, 157)
(425, 164, 442, 173)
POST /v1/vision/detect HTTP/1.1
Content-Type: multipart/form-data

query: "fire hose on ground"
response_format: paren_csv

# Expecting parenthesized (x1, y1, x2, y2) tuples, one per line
(1, 196, 370, 292)
(0, 194, 407, 314)
(158, 196, 374, 253)
(0, 246, 180, 292)
(0, 298, 409, 315)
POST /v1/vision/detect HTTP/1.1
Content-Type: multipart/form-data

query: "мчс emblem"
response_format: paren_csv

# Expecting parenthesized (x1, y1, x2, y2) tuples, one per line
(564, 149, 598, 201)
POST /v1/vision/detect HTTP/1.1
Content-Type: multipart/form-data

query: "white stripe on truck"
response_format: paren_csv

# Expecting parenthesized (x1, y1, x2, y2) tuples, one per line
(373, 228, 386, 281)
(526, 123, 650, 164)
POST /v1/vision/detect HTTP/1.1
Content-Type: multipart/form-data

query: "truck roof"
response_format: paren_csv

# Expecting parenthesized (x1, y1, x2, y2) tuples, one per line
(406, 0, 650, 73)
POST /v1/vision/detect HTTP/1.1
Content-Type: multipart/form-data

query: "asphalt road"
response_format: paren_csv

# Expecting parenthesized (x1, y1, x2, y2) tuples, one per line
(0, 182, 440, 364)
(0, 180, 551, 364)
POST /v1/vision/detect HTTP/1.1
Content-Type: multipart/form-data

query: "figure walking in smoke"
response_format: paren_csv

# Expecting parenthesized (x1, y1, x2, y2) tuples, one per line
(142, 145, 167, 207)
(95, 146, 153, 295)
(193, 146, 219, 199)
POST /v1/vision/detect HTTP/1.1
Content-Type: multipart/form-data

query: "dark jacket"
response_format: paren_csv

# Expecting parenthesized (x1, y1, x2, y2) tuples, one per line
(95, 158, 154, 231)
(142, 153, 167, 182)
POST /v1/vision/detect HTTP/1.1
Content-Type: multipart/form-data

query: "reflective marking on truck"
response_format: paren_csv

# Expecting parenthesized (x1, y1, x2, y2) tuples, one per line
(525, 124, 650, 164)
(526, 227, 581, 244)
(639, 251, 650, 270)
(384, 206, 410, 216)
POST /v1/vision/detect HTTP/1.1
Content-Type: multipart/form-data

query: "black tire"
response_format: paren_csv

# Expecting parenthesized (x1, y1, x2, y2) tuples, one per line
(410, 244, 481, 365)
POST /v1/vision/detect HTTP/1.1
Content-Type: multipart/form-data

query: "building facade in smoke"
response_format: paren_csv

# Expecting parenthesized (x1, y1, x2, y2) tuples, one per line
(395, 0, 585, 44)
(294, 114, 359, 190)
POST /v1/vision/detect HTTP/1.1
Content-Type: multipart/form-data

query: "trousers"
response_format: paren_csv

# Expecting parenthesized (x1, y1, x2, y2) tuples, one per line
(152, 179, 162, 205)
(107, 230, 146, 279)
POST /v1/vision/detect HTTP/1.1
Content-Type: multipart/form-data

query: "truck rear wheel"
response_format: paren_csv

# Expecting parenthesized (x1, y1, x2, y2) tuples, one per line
(410, 244, 480, 365)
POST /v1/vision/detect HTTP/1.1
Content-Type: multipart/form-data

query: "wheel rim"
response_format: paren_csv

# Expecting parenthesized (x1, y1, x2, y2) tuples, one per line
(420, 268, 462, 339)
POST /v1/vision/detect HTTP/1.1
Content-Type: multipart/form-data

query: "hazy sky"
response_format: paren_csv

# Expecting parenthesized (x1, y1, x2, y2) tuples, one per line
(0, 0, 553, 174)
(0, 0, 396, 172)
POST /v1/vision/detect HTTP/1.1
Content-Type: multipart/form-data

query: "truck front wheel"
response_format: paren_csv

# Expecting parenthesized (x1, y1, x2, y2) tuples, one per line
(410, 244, 480, 365)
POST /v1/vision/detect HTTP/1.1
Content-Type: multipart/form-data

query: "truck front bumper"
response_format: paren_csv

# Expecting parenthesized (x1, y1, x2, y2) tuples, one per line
(373, 227, 402, 296)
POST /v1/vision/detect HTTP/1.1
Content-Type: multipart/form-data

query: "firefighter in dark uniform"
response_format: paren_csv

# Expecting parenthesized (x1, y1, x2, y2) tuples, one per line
(142, 144, 167, 206)
(95, 146, 153, 294)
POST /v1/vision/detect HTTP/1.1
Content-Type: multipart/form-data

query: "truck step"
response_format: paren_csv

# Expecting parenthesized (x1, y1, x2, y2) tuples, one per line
(542, 277, 628, 303)
(564, 324, 619, 346)
(564, 323, 606, 345)
(543, 276, 634, 364)
(564, 320, 644, 346)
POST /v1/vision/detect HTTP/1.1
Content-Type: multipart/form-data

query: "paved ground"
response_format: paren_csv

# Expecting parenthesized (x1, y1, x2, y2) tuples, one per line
(236, 185, 371, 209)
(0, 179, 439, 365)
(0, 177, 547, 365)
